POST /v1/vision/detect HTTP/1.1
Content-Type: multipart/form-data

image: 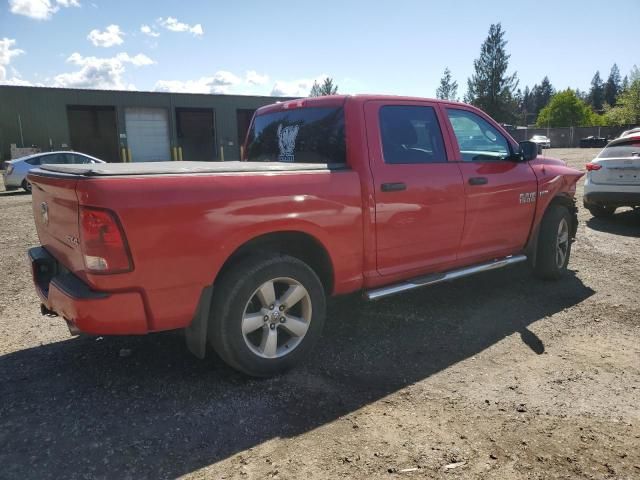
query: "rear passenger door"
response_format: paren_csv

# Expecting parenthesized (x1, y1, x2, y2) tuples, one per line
(444, 107, 538, 262)
(365, 101, 465, 277)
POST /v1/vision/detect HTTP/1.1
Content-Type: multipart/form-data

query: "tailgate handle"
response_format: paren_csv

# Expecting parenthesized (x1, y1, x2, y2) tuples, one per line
(468, 176, 488, 186)
(381, 182, 406, 192)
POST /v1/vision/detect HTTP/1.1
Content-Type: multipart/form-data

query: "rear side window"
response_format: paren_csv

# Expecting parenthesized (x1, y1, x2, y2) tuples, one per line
(598, 141, 640, 158)
(25, 157, 41, 166)
(379, 105, 446, 164)
(39, 154, 66, 165)
(246, 107, 345, 164)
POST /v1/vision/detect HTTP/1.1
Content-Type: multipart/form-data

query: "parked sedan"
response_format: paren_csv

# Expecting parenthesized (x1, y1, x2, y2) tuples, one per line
(579, 136, 608, 148)
(530, 135, 551, 148)
(2, 151, 104, 193)
(584, 135, 640, 217)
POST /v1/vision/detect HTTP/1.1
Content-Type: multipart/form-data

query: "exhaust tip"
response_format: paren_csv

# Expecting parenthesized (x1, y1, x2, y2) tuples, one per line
(40, 303, 58, 317)
(64, 318, 81, 336)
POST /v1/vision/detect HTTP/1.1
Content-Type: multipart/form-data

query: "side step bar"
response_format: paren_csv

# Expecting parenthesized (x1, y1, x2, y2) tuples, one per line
(365, 254, 528, 301)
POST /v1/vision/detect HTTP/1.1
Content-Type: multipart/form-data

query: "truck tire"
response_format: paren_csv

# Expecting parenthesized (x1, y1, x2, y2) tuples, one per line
(586, 205, 615, 218)
(534, 204, 573, 280)
(210, 254, 326, 377)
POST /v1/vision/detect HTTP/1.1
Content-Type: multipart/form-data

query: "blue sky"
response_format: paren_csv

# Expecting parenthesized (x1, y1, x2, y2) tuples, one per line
(1, 0, 638, 97)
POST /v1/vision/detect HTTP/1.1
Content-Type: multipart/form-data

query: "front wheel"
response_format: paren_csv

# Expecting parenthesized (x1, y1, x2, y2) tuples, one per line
(210, 254, 326, 377)
(534, 204, 573, 280)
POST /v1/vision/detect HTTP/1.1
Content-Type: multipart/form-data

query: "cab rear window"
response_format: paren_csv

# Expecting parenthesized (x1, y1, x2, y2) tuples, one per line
(246, 107, 345, 164)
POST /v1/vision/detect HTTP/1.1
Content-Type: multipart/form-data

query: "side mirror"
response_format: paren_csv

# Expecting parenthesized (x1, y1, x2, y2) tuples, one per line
(519, 141, 538, 161)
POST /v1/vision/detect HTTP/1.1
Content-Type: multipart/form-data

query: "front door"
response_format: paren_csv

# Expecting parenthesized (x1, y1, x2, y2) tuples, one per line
(365, 101, 465, 277)
(444, 107, 538, 262)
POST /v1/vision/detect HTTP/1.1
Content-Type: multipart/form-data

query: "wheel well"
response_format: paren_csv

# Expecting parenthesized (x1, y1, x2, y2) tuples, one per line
(525, 194, 578, 265)
(215, 231, 335, 295)
(548, 195, 578, 239)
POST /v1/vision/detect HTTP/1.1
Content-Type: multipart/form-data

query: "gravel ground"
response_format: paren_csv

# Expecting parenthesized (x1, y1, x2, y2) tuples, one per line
(0, 148, 638, 480)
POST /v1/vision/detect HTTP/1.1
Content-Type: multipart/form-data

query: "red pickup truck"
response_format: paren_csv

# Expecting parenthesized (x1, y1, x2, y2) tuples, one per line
(27, 95, 583, 376)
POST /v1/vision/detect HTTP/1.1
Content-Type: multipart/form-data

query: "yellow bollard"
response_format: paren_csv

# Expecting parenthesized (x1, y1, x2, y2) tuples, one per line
(178, 146, 183, 161)
(120, 147, 127, 163)
(127, 148, 132, 163)
(172, 146, 177, 161)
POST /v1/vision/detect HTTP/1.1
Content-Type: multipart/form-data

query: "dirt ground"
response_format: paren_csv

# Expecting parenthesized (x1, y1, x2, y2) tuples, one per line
(0, 148, 638, 480)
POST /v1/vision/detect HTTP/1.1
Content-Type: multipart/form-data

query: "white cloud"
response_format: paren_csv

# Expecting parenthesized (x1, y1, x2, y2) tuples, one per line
(87, 24, 124, 48)
(9, 0, 80, 20)
(154, 70, 242, 94)
(140, 24, 160, 38)
(271, 74, 328, 97)
(53, 52, 154, 90)
(157, 16, 203, 36)
(0, 37, 26, 84)
(246, 70, 269, 86)
(154, 78, 211, 94)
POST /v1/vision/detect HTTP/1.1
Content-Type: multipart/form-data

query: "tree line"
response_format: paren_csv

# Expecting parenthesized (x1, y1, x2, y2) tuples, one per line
(436, 23, 640, 127)
(309, 23, 639, 128)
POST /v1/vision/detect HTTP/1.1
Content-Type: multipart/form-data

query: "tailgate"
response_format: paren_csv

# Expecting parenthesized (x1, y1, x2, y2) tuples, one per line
(30, 172, 87, 278)
(606, 159, 640, 185)
(592, 158, 640, 186)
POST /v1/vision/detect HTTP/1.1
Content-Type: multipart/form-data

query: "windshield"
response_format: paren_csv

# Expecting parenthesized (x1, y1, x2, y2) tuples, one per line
(598, 141, 640, 158)
(246, 107, 346, 164)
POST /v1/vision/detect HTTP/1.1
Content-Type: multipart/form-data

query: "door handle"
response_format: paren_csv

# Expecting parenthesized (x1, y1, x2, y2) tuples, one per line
(468, 176, 488, 186)
(381, 182, 407, 192)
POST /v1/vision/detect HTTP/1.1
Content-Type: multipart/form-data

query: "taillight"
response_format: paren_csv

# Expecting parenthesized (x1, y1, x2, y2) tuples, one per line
(586, 163, 602, 171)
(6, 165, 14, 175)
(79, 207, 132, 273)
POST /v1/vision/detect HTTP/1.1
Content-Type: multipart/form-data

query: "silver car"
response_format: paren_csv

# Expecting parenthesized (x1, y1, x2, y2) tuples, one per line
(530, 135, 551, 149)
(2, 151, 104, 193)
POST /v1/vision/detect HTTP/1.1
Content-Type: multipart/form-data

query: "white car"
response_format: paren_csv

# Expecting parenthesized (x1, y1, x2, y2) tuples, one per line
(619, 127, 640, 139)
(2, 151, 104, 193)
(584, 135, 640, 217)
(530, 135, 551, 148)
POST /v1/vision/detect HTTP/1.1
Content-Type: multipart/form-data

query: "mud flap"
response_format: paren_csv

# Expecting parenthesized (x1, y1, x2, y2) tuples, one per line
(184, 286, 213, 359)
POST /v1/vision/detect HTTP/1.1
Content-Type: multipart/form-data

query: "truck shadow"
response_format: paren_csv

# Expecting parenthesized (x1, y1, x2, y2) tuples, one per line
(586, 208, 640, 238)
(0, 266, 594, 479)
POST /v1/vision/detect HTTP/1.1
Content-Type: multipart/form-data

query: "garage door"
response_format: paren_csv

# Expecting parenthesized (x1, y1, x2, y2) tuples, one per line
(124, 107, 170, 162)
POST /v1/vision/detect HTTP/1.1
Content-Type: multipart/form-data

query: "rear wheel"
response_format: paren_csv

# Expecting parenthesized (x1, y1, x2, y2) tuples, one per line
(534, 204, 573, 280)
(586, 205, 615, 218)
(21, 179, 32, 194)
(210, 254, 326, 377)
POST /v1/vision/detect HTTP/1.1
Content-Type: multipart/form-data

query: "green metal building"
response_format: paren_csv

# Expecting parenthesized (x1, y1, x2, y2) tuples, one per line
(0, 85, 289, 164)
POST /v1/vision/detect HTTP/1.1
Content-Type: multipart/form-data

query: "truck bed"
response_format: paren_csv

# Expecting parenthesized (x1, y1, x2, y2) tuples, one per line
(37, 161, 347, 177)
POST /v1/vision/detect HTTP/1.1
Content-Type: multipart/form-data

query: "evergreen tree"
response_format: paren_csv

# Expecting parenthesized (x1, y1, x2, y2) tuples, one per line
(522, 85, 536, 122)
(604, 64, 622, 106)
(533, 76, 555, 113)
(575, 88, 588, 102)
(621, 75, 629, 92)
(588, 71, 605, 111)
(465, 23, 519, 122)
(309, 77, 338, 97)
(435, 67, 458, 101)
(605, 77, 640, 125)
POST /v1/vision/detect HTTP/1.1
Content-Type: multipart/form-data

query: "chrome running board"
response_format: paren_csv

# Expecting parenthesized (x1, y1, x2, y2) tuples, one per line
(365, 254, 528, 301)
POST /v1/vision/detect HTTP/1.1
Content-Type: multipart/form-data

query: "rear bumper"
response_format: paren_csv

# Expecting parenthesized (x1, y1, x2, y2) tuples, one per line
(584, 191, 640, 207)
(29, 247, 149, 335)
(2, 172, 22, 188)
